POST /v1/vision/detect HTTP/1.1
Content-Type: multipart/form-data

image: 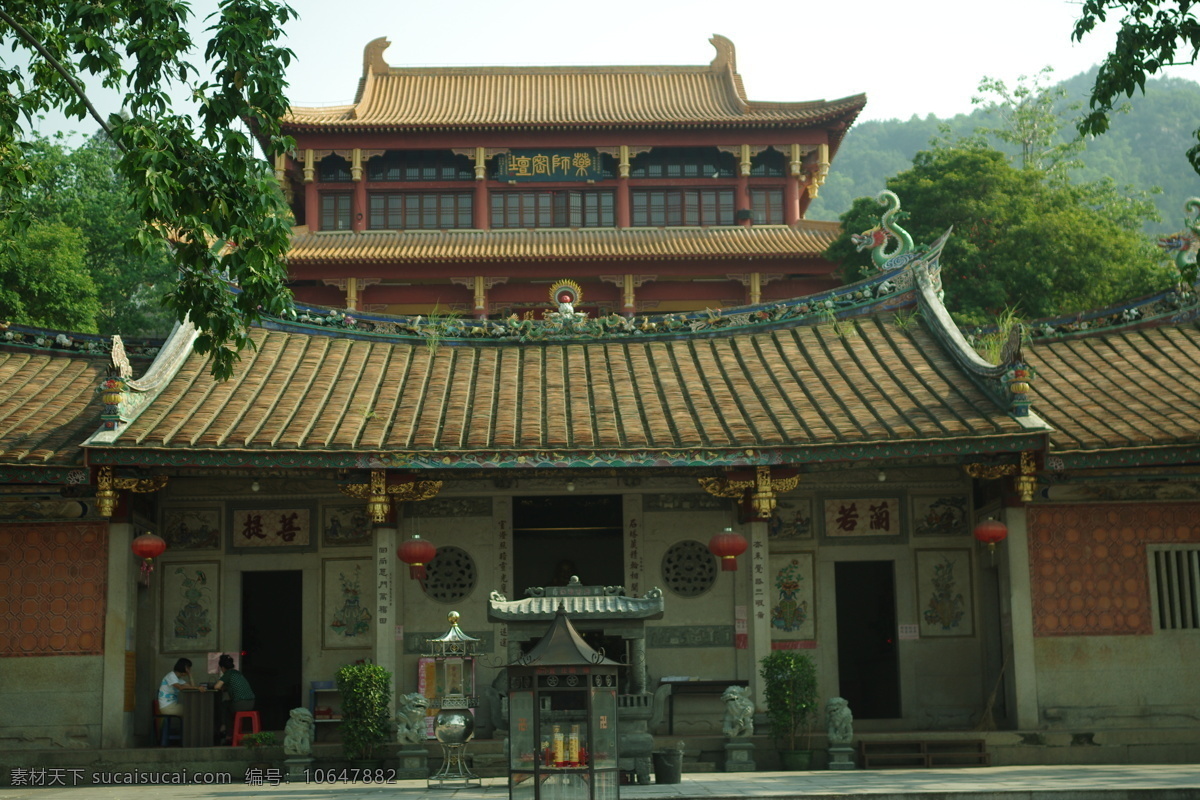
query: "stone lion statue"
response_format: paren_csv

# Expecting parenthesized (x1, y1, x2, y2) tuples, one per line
(720, 685, 754, 738)
(826, 697, 853, 745)
(395, 691, 430, 745)
(283, 707, 315, 756)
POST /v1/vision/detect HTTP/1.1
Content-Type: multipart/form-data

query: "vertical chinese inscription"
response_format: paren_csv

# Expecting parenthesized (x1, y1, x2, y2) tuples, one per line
(377, 545, 391, 630)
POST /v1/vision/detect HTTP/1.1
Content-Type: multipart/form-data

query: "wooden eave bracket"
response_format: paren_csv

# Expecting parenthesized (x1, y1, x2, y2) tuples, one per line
(340, 469, 444, 522)
(698, 465, 799, 520)
(94, 465, 168, 518)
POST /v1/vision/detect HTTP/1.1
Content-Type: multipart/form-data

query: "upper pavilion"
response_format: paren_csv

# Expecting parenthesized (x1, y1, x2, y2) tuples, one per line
(272, 35, 866, 319)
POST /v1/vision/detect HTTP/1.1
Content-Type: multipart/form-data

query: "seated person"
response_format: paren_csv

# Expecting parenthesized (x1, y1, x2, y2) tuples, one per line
(157, 658, 194, 717)
(213, 653, 255, 744)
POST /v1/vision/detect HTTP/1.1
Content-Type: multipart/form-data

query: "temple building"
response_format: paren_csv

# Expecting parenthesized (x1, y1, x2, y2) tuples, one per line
(276, 35, 860, 317)
(1, 35, 1199, 775)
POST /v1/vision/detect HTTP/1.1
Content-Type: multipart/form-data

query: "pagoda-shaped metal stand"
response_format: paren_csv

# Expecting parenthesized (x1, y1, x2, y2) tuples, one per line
(506, 604, 622, 800)
(426, 611, 483, 789)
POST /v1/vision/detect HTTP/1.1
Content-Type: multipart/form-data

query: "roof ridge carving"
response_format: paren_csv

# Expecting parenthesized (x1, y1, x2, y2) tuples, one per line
(285, 35, 867, 130)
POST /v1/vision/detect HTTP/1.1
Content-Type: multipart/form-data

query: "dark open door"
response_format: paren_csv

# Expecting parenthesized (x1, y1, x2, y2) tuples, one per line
(241, 570, 302, 731)
(834, 560, 901, 718)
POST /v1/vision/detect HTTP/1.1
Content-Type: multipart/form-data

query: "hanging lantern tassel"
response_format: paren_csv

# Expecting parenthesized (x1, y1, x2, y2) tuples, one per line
(973, 518, 1008, 559)
(708, 527, 749, 572)
(398, 534, 438, 580)
(131, 532, 167, 587)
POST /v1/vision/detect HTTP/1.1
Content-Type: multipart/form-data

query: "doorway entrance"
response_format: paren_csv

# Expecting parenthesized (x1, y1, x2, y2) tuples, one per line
(512, 495, 624, 593)
(241, 570, 302, 731)
(834, 560, 901, 718)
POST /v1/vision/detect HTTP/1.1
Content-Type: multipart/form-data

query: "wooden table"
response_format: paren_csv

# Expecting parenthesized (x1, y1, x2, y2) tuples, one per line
(659, 679, 748, 735)
(178, 688, 220, 748)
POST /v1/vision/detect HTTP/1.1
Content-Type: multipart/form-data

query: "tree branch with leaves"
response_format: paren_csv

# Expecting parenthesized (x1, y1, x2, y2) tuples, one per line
(0, 0, 297, 379)
(1073, 0, 1200, 175)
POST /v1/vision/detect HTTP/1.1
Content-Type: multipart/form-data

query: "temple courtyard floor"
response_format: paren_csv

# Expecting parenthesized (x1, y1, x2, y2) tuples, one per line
(2, 764, 1199, 799)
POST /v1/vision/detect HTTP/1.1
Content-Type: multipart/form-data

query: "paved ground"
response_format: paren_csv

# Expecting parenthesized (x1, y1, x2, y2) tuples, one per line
(2, 764, 1199, 799)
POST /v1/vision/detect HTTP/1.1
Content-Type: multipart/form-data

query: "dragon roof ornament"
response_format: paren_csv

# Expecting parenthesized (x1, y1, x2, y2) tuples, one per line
(851, 191, 917, 272)
(1159, 197, 1200, 287)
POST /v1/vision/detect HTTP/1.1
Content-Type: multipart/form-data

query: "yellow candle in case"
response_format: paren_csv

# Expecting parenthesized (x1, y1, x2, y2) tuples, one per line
(568, 724, 580, 763)
(552, 725, 565, 764)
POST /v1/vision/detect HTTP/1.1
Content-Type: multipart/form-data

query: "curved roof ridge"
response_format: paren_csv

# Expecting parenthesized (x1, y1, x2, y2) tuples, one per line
(284, 36, 866, 130)
(270, 259, 917, 346)
(1021, 283, 1200, 343)
(84, 320, 200, 445)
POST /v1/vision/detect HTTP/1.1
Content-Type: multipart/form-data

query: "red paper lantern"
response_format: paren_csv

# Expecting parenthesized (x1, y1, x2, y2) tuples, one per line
(131, 532, 167, 586)
(708, 528, 748, 572)
(398, 535, 438, 580)
(973, 519, 1008, 554)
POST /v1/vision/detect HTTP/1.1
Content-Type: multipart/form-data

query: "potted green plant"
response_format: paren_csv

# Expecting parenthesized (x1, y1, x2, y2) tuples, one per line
(336, 662, 395, 766)
(759, 650, 819, 770)
(241, 731, 276, 769)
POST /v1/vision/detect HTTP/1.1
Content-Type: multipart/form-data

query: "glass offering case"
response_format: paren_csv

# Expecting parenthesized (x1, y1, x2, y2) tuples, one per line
(507, 610, 620, 800)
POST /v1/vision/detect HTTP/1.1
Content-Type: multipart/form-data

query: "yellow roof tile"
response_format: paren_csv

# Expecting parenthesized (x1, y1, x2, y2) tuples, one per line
(286, 222, 842, 265)
(0, 348, 107, 467)
(103, 319, 1025, 456)
(1025, 322, 1200, 453)
(284, 36, 866, 131)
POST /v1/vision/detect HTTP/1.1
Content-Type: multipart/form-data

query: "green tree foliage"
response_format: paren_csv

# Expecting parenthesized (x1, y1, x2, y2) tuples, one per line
(0, 0, 298, 378)
(18, 133, 175, 336)
(807, 71, 1200, 234)
(826, 144, 1167, 325)
(1072, 0, 1200, 174)
(0, 221, 102, 331)
(971, 66, 1087, 178)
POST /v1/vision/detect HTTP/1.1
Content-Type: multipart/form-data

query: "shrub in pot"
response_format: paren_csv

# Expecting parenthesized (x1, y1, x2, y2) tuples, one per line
(241, 731, 276, 769)
(759, 650, 818, 769)
(336, 662, 395, 764)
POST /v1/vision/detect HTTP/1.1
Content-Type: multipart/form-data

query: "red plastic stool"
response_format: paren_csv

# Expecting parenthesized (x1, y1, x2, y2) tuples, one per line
(230, 710, 261, 746)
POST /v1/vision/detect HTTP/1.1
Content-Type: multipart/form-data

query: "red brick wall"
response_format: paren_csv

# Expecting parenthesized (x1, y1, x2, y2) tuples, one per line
(0, 522, 108, 656)
(1027, 502, 1200, 636)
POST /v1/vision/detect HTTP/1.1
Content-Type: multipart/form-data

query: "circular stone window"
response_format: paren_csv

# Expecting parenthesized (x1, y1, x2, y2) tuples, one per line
(422, 546, 477, 603)
(661, 540, 718, 597)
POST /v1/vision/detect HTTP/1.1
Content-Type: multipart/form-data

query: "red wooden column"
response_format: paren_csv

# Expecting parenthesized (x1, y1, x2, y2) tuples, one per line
(352, 148, 368, 232)
(615, 145, 631, 228)
(301, 148, 319, 229)
(784, 177, 801, 225)
(736, 145, 751, 226)
(473, 147, 490, 230)
(785, 144, 804, 224)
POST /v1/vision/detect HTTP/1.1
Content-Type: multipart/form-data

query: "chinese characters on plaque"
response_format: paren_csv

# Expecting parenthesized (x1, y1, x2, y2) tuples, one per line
(495, 149, 604, 182)
(823, 498, 898, 537)
(229, 506, 313, 551)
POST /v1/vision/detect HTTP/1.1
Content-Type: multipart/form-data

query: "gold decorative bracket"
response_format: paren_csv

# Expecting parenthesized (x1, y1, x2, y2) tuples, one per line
(699, 466, 799, 520)
(95, 465, 168, 517)
(963, 451, 1038, 502)
(340, 470, 444, 522)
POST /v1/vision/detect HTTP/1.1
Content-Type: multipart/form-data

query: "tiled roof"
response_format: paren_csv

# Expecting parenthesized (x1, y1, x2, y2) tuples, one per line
(1025, 322, 1200, 453)
(0, 347, 107, 468)
(488, 592, 665, 621)
(97, 316, 1024, 457)
(283, 37, 865, 131)
(286, 223, 843, 266)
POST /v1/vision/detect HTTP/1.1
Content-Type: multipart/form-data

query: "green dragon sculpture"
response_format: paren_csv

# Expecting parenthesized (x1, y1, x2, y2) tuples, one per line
(850, 190, 915, 270)
(1158, 197, 1200, 287)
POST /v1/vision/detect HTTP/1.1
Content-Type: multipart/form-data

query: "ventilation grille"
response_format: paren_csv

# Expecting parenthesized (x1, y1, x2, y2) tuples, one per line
(1151, 547, 1200, 630)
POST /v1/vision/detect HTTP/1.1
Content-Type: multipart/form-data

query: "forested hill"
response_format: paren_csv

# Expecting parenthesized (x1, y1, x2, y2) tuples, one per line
(807, 69, 1200, 234)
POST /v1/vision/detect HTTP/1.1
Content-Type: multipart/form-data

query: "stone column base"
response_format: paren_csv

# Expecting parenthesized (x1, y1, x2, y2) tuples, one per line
(828, 745, 856, 770)
(396, 746, 429, 779)
(724, 740, 757, 772)
(284, 756, 314, 781)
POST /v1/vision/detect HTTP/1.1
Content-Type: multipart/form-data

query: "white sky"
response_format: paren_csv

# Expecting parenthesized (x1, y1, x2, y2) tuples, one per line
(22, 0, 1199, 138)
(275, 0, 1197, 122)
